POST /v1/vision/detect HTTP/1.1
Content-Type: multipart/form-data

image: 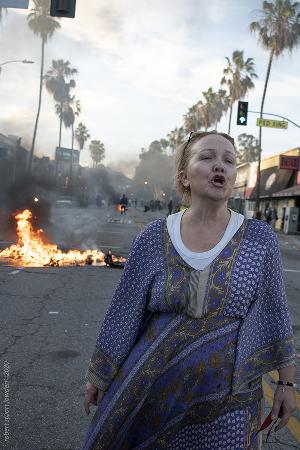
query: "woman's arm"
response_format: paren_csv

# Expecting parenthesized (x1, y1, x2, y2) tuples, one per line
(272, 364, 297, 431)
(278, 364, 295, 382)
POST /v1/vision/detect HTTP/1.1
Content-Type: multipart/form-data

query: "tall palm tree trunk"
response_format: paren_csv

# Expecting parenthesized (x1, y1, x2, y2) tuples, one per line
(27, 38, 45, 174)
(255, 49, 274, 212)
(70, 122, 74, 188)
(55, 102, 63, 185)
(227, 104, 233, 135)
(59, 102, 63, 147)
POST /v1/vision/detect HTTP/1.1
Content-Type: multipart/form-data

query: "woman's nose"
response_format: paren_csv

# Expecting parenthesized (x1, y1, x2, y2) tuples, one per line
(213, 163, 224, 172)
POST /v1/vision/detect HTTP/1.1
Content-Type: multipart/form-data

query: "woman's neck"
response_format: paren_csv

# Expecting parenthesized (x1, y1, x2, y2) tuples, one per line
(183, 202, 230, 226)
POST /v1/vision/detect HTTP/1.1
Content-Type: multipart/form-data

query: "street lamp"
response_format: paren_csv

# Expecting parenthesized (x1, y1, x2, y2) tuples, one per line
(0, 59, 35, 74)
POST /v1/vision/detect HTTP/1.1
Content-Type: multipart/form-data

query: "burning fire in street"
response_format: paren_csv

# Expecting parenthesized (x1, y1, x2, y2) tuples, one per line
(0, 209, 126, 268)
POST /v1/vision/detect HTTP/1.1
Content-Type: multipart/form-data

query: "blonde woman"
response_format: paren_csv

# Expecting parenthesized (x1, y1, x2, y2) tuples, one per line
(82, 131, 296, 449)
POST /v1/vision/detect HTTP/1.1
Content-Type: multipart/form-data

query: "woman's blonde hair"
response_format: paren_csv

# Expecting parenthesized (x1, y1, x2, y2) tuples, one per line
(174, 130, 236, 205)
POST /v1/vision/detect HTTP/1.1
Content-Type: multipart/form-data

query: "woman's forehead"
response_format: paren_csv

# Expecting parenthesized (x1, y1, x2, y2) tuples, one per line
(192, 134, 235, 154)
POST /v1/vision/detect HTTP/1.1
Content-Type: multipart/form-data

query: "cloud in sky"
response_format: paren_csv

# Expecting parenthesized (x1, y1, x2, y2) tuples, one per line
(0, 0, 299, 172)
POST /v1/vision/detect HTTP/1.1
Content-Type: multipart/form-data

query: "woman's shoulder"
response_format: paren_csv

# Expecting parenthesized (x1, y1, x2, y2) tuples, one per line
(246, 218, 278, 245)
(132, 218, 165, 249)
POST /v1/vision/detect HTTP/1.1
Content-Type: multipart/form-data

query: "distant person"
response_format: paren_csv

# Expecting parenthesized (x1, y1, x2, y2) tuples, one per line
(255, 210, 262, 220)
(167, 199, 173, 216)
(83, 130, 295, 449)
(271, 207, 278, 229)
(134, 198, 138, 208)
(119, 194, 128, 215)
(265, 208, 272, 224)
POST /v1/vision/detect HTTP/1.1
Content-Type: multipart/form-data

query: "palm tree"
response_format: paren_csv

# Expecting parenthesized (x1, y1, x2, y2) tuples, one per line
(221, 50, 257, 135)
(44, 59, 78, 150)
(202, 87, 230, 130)
(89, 140, 105, 168)
(75, 122, 90, 154)
(250, 0, 300, 210)
(183, 104, 203, 133)
(27, 0, 60, 174)
(167, 127, 185, 153)
(55, 96, 80, 143)
(215, 89, 230, 128)
(63, 96, 81, 183)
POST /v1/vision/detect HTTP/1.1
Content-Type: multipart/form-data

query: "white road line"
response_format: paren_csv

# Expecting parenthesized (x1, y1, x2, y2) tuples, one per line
(48, 311, 59, 314)
(8, 270, 21, 275)
(283, 269, 300, 273)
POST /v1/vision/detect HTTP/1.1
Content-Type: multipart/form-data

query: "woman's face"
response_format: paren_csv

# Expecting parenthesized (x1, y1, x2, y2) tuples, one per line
(183, 134, 237, 204)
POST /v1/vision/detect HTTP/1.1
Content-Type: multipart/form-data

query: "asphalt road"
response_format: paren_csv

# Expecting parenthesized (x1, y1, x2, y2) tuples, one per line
(0, 205, 299, 450)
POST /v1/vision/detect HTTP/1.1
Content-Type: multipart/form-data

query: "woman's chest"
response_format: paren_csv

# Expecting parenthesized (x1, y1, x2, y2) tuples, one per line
(148, 232, 266, 320)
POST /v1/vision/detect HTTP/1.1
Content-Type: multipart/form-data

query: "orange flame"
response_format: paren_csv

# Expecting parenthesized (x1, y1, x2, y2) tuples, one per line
(0, 209, 126, 267)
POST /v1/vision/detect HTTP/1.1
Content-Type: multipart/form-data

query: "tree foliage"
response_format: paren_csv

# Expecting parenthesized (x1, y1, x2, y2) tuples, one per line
(75, 123, 90, 151)
(26, 0, 61, 173)
(236, 133, 260, 164)
(89, 140, 105, 167)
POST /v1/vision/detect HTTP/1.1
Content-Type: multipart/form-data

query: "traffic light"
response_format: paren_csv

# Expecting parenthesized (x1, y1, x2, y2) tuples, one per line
(237, 101, 248, 126)
(50, 0, 76, 18)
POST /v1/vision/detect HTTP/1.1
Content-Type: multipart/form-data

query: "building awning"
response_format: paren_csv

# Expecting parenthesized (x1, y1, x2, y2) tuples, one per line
(250, 167, 293, 199)
(272, 185, 300, 197)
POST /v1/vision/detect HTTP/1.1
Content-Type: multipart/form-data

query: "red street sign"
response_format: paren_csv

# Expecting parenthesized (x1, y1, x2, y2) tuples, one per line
(279, 155, 300, 170)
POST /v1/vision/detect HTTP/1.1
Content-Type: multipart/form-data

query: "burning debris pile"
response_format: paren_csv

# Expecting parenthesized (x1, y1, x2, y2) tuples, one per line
(0, 210, 126, 268)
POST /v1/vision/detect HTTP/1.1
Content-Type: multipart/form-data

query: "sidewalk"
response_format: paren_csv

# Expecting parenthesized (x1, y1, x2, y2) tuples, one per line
(276, 230, 300, 251)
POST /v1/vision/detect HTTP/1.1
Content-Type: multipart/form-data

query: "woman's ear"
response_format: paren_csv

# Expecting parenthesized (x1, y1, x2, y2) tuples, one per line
(179, 171, 189, 188)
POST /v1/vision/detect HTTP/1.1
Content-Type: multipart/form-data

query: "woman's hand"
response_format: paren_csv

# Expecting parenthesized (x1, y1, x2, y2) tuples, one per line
(271, 386, 296, 432)
(83, 382, 105, 416)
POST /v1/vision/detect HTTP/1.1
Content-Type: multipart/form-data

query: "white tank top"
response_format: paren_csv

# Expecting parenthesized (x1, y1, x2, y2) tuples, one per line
(166, 209, 245, 271)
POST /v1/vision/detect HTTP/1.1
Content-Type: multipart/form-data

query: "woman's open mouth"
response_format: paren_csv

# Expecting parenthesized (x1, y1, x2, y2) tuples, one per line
(210, 174, 226, 188)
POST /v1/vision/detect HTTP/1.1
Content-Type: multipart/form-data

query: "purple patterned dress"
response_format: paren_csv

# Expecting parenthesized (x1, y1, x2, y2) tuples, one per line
(81, 218, 295, 450)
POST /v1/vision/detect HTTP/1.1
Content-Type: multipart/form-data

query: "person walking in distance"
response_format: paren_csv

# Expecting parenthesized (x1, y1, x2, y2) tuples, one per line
(119, 194, 128, 215)
(82, 131, 296, 450)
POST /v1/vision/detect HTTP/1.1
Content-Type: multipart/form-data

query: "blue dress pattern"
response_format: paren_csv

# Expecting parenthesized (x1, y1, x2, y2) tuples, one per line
(81, 218, 295, 450)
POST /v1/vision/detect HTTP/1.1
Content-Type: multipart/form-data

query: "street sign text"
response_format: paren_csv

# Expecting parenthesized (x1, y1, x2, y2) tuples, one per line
(256, 118, 288, 129)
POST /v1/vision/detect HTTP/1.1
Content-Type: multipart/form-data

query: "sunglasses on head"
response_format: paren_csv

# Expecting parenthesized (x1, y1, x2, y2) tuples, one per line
(182, 131, 235, 154)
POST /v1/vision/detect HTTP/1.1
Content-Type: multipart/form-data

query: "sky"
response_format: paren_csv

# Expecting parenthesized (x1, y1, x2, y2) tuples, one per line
(0, 0, 300, 178)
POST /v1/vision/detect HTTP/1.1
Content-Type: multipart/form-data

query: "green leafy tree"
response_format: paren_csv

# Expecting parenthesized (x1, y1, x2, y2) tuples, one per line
(89, 140, 105, 168)
(27, 0, 60, 174)
(250, 0, 300, 208)
(237, 133, 260, 164)
(221, 50, 257, 134)
(44, 59, 78, 149)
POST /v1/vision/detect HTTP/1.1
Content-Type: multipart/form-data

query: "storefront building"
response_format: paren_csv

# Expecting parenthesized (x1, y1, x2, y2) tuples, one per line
(233, 148, 300, 232)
